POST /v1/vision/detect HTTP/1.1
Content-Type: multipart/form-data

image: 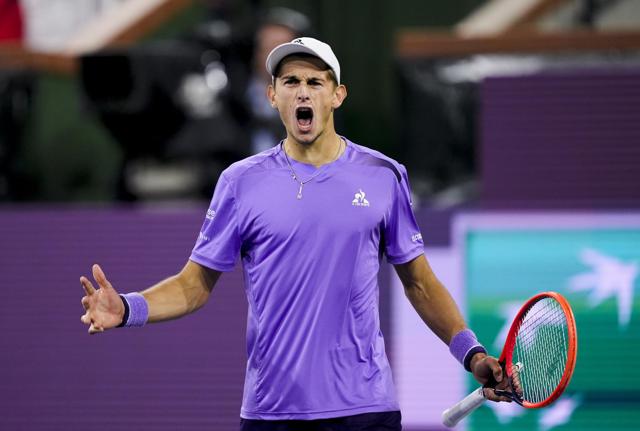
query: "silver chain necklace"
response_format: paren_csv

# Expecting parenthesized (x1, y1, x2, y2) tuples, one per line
(283, 138, 343, 199)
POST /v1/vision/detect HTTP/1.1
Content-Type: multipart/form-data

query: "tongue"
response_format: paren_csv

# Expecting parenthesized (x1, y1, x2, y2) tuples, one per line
(298, 118, 312, 127)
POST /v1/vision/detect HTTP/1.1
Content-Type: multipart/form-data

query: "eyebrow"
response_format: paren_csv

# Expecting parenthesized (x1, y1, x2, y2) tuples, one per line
(280, 74, 326, 83)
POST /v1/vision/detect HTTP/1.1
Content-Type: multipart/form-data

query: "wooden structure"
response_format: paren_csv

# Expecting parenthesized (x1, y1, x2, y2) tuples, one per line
(0, 0, 191, 74)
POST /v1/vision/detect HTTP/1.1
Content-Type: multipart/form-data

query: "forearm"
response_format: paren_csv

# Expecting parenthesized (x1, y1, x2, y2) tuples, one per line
(398, 255, 467, 344)
(140, 277, 202, 323)
(397, 255, 490, 373)
(140, 261, 218, 323)
(404, 278, 466, 344)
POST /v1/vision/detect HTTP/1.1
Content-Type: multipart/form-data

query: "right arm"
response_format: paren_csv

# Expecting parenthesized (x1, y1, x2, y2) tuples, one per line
(80, 261, 221, 334)
(142, 260, 221, 323)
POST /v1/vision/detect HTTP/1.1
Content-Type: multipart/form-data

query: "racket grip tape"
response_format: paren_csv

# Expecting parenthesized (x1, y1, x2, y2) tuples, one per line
(441, 387, 486, 428)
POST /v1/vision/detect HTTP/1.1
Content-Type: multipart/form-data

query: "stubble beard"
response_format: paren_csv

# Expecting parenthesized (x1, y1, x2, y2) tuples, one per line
(289, 128, 328, 148)
(287, 115, 332, 148)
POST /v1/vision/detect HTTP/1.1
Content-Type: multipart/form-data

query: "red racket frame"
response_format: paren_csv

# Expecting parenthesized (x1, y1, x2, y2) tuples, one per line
(500, 291, 578, 408)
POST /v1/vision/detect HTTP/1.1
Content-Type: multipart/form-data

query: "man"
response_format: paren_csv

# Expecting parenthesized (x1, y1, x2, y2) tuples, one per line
(80, 37, 508, 430)
(246, 7, 311, 154)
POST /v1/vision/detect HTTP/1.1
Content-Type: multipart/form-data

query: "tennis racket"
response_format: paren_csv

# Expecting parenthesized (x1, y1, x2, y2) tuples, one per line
(442, 291, 577, 428)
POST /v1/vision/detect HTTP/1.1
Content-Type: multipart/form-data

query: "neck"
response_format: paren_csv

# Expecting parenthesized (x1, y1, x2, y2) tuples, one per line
(284, 133, 343, 168)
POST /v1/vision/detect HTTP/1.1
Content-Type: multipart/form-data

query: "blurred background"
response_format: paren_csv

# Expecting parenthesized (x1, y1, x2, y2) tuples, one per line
(1, 0, 639, 430)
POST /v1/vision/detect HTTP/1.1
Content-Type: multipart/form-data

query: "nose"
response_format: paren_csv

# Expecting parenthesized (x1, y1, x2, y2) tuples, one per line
(296, 83, 310, 101)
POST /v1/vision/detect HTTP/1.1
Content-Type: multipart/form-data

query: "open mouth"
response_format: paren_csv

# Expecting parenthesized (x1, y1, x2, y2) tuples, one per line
(295, 107, 313, 130)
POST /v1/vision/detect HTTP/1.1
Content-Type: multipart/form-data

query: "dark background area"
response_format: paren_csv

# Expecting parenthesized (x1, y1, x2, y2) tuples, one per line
(0, 0, 485, 202)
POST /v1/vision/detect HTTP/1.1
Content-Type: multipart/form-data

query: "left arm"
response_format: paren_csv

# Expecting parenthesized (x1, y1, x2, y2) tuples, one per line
(394, 254, 510, 402)
(395, 254, 465, 344)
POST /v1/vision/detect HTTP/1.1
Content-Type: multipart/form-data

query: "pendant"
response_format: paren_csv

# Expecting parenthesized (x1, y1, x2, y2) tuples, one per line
(297, 183, 303, 199)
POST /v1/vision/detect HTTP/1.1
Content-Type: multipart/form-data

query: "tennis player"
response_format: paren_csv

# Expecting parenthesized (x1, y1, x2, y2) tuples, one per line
(80, 37, 508, 430)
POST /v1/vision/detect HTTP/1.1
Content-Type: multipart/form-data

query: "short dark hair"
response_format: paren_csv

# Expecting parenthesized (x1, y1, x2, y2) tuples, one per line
(273, 53, 339, 87)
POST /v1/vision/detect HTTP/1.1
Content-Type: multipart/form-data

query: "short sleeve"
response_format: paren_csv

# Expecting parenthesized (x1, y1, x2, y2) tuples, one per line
(383, 166, 424, 264)
(190, 173, 241, 271)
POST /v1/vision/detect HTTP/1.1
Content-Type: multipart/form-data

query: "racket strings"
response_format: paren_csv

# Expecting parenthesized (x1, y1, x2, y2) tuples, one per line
(518, 302, 566, 402)
(511, 298, 569, 404)
(515, 300, 567, 402)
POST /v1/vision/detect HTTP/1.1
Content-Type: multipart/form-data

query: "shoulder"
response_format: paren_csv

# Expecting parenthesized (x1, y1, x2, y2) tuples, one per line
(346, 139, 408, 184)
(219, 146, 282, 184)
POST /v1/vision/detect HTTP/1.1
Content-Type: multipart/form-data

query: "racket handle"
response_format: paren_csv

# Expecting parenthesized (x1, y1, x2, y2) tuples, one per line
(442, 387, 486, 428)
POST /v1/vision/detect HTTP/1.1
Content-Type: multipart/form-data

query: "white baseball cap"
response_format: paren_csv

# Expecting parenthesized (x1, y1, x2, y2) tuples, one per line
(265, 37, 341, 84)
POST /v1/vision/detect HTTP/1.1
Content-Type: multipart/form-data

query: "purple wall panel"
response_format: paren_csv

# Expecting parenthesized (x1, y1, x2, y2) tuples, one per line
(0, 207, 247, 430)
(480, 68, 640, 208)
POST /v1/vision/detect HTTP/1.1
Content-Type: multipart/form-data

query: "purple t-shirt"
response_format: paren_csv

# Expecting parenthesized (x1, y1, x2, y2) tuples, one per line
(190, 138, 424, 420)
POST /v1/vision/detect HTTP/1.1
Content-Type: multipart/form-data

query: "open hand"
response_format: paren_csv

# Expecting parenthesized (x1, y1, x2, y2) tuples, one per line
(80, 264, 124, 334)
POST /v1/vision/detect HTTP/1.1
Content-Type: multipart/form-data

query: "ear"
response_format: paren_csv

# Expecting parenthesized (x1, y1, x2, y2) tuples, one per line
(332, 84, 347, 110)
(267, 85, 277, 109)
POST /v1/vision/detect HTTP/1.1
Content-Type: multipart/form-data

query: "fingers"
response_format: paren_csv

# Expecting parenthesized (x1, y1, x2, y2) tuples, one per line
(483, 388, 512, 403)
(80, 264, 110, 335)
(487, 358, 504, 383)
(81, 312, 91, 325)
(88, 324, 105, 335)
(478, 355, 503, 383)
(92, 264, 112, 290)
(81, 296, 90, 311)
(80, 276, 96, 296)
(81, 311, 105, 335)
(80, 264, 111, 293)
(472, 355, 503, 386)
(481, 357, 514, 403)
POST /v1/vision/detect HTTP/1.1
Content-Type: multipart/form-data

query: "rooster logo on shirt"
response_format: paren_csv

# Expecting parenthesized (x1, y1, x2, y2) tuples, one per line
(352, 189, 370, 207)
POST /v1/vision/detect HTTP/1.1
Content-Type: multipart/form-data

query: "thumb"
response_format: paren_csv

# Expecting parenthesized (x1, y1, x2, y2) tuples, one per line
(490, 359, 503, 383)
(92, 264, 113, 290)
